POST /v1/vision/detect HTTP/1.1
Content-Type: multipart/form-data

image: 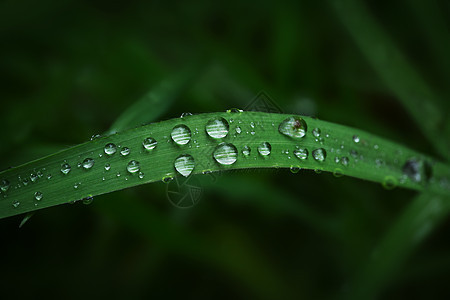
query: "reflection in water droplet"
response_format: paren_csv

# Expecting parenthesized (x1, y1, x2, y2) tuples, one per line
(293, 147, 308, 160)
(104, 143, 117, 155)
(171, 125, 191, 145)
(206, 117, 229, 139)
(127, 160, 141, 174)
(278, 116, 307, 139)
(34, 191, 43, 201)
(61, 163, 71, 175)
(174, 154, 195, 177)
(82, 158, 95, 169)
(143, 137, 158, 150)
(312, 148, 326, 162)
(258, 142, 272, 157)
(214, 143, 238, 165)
(120, 147, 130, 156)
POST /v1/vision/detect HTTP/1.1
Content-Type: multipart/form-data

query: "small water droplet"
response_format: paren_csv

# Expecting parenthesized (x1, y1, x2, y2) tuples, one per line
(143, 137, 158, 150)
(116, 172, 121, 177)
(333, 168, 344, 178)
(47, 174, 52, 180)
(290, 166, 301, 173)
(105, 163, 111, 171)
(138, 172, 145, 179)
(334, 157, 340, 164)
(293, 147, 308, 160)
(120, 147, 130, 156)
(213, 143, 238, 165)
(278, 116, 307, 139)
(12, 200, 20, 208)
(383, 176, 398, 190)
(0, 179, 10, 192)
(312, 128, 321, 137)
(127, 160, 141, 174)
(402, 158, 432, 184)
(82, 196, 94, 205)
(82, 158, 95, 169)
(353, 135, 360, 143)
(91, 134, 101, 141)
(74, 182, 81, 189)
(162, 176, 174, 183)
(30, 173, 38, 182)
(171, 125, 191, 145)
(226, 108, 243, 113)
(242, 145, 251, 157)
(104, 143, 117, 155)
(34, 191, 43, 201)
(258, 142, 272, 157)
(174, 154, 195, 177)
(206, 117, 229, 139)
(180, 112, 193, 118)
(340, 157, 349, 166)
(250, 122, 255, 129)
(61, 163, 71, 175)
(312, 148, 326, 162)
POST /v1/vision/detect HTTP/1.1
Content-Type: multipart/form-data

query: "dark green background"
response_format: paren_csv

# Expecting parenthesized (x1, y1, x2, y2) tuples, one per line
(1, 0, 449, 299)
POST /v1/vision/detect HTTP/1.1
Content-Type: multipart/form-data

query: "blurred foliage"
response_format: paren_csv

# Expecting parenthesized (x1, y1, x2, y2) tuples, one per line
(0, 0, 449, 299)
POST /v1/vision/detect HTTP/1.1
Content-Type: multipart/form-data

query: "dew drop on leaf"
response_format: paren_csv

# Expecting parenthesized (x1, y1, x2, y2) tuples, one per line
(120, 147, 130, 156)
(12, 200, 20, 208)
(171, 125, 191, 145)
(293, 147, 308, 160)
(61, 163, 71, 175)
(34, 191, 43, 201)
(312, 128, 321, 138)
(127, 160, 141, 174)
(353, 135, 360, 143)
(174, 154, 195, 177)
(105, 163, 111, 171)
(82, 196, 94, 205)
(242, 145, 251, 157)
(143, 137, 158, 150)
(0, 179, 10, 192)
(206, 117, 229, 139)
(104, 143, 117, 155)
(82, 158, 95, 169)
(340, 157, 349, 166)
(278, 116, 307, 139)
(290, 166, 301, 173)
(258, 142, 272, 157)
(213, 143, 238, 165)
(312, 148, 326, 162)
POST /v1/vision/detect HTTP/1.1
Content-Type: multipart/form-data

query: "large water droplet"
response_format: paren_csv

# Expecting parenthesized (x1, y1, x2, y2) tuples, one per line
(82, 158, 95, 169)
(293, 147, 308, 160)
(34, 191, 43, 201)
(143, 137, 157, 150)
(278, 116, 307, 139)
(104, 143, 117, 155)
(127, 160, 141, 174)
(213, 143, 238, 165)
(242, 145, 251, 157)
(206, 117, 229, 139)
(258, 142, 272, 157)
(120, 147, 130, 156)
(312, 148, 326, 162)
(171, 125, 191, 145)
(402, 158, 432, 183)
(61, 163, 71, 175)
(0, 179, 10, 192)
(174, 154, 195, 177)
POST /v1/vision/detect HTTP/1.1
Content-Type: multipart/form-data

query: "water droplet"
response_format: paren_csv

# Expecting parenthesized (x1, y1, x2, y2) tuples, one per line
(333, 168, 344, 178)
(290, 166, 301, 173)
(47, 174, 52, 180)
(116, 172, 121, 177)
(213, 143, 238, 165)
(162, 176, 174, 183)
(82, 158, 95, 169)
(0, 179, 10, 192)
(312, 128, 321, 137)
(61, 163, 71, 175)
(105, 163, 111, 171)
(226, 108, 243, 113)
(104, 143, 117, 155)
(312, 148, 326, 162)
(334, 157, 340, 164)
(258, 142, 272, 157)
(171, 125, 191, 145)
(91, 134, 101, 141)
(278, 116, 307, 139)
(242, 145, 251, 157)
(402, 158, 432, 184)
(33, 191, 43, 201)
(206, 117, 229, 139)
(143, 137, 158, 150)
(12, 200, 20, 208)
(127, 160, 141, 174)
(180, 112, 193, 118)
(74, 182, 80, 189)
(293, 147, 308, 160)
(353, 135, 360, 143)
(82, 196, 94, 205)
(174, 154, 195, 177)
(120, 147, 130, 156)
(236, 126, 242, 134)
(30, 173, 38, 182)
(138, 172, 145, 179)
(383, 176, 398, 190)
(341, 157, 349, 166)
(250, 122, 255, 129)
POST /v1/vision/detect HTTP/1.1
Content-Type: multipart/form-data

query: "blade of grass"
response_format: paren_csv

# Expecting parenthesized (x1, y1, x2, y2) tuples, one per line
(1, 111, 449, 219)
(332, 0, 450, 160)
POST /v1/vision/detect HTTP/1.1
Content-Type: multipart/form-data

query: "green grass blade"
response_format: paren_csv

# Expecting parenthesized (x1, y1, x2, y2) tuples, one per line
(332, 0, 450, 159)
(1, 112, 449, 219)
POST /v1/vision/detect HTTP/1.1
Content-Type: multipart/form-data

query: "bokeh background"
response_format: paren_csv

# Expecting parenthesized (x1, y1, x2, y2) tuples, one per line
(1, 0, 450, 299)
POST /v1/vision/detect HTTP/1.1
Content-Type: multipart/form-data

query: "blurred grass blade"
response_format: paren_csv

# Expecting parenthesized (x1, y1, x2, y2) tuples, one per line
(107, 64, 202, 134)
(332, 0, 450, 160)
(346, 192, 450, 299)
(1, 112, 449, 219)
